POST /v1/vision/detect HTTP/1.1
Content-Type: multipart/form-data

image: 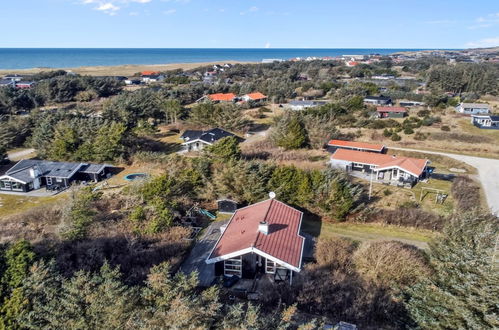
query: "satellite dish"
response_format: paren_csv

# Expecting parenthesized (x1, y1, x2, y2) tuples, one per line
(269, 192, 276, 199)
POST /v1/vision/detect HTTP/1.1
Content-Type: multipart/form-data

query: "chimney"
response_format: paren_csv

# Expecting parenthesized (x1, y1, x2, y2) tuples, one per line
(29, 167, 38, 178)
(258, 221, 269, 235)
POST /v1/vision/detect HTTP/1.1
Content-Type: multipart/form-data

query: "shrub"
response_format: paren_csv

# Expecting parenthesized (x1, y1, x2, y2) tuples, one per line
(414, 132, 428, 141)
(391, 133, 402, 141)
(417, 109, 430, 117)
(353, 241, 430, 288)
(383, 189, 392, 196)
(403, 127, 414, 135)
(440, 125, 450, 131)
(451, 176, 481, 212)
(383, 128, 392, 137)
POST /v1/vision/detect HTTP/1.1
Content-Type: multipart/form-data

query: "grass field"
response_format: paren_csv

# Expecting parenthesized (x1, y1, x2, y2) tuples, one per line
(302, 217, 437, 249)
(0, 193, 66, 219)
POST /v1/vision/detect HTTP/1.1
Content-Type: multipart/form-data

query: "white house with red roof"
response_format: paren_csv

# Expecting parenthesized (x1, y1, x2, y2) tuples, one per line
(241, 92, 267, 103)
(206, 197, 305, 284)
(330, 149, 429, 187)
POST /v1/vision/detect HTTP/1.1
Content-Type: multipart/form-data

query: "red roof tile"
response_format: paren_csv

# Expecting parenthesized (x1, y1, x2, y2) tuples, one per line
(208, 199, 304, 269)
(245, 92, 267, 100)
(141, 71, 160, 76)
(328, 139, 384, 152)
(377, 106, 407, 113)
(208, 93, 236, 102)
(331, 149, 427, 177)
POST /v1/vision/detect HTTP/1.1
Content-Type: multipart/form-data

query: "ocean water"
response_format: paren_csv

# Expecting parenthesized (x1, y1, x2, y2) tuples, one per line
(0, 48, 428, 70)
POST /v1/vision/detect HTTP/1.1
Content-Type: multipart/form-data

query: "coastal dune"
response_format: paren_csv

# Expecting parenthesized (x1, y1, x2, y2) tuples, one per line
(0, 60, 252, 76)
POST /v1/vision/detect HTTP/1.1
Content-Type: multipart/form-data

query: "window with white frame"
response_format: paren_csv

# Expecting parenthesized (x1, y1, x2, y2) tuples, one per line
(265, 259, 276, 274)
(46, 177, 53, 185)
(224, 257, 242, 277)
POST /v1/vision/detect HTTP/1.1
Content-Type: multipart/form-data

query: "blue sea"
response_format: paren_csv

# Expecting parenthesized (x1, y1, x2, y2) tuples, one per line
(0, 48, 430, 70)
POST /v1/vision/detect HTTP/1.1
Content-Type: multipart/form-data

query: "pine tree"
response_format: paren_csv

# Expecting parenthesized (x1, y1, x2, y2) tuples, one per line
(205, 136, 241, 161)
(404, 212, 499, 329)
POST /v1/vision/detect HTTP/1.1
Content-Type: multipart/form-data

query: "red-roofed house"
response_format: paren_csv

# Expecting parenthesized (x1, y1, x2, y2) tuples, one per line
(377, 106, 408, 118)
(327, 140, 385, 153)
(206, 198, 305, 284)
(197, 93, 236, 103)
(141, 71, 160, 76)
(330, 149, 429, 187)
(241, 92, 268, 103)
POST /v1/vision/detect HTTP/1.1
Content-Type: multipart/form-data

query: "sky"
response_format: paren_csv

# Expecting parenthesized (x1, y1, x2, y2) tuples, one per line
(1, 0, 498, 48)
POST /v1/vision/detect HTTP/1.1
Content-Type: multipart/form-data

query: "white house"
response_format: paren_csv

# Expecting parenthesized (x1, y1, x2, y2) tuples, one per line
(455, 103, 490, 115)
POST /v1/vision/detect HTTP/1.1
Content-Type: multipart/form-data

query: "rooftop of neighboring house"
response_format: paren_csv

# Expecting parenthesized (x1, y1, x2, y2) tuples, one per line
(457, 103, 490, 109)
(140, 71, 160, 76)
(180, 128, 239, 144)
(0, 79, 15, 86)
(376, 106, 407, 113)
(244, 92, 267, 100)
(207, 198, 305, 270)
(208, 93, 236, 102)
(472, 114, 499, 121)
(288, 100, 326, 106)
(331, 149, 428, 177)
(3, 159, 110, 183)
(328, 140, 385, 152)
(364, 95, 392, 101)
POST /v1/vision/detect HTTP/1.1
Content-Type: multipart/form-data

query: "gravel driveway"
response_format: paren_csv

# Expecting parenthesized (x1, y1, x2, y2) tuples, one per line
(390, 147, 499, 215)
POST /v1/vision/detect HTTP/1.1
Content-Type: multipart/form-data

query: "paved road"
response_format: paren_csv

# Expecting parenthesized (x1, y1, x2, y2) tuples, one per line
(7, 148, 35, 161)
(390, 147, 499, 215)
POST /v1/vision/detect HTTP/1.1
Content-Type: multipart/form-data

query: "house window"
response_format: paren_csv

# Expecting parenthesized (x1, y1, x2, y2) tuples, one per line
(224, 257, 242, 277)
(369, 165, 377, 169)
(266, 259, 276, 274)
(0, 180, 10, 190)
(11, 182, 23, 191)
(46, 177, 53, 185)
(56, 178, 62, 183)
(352, 163, 363, 168)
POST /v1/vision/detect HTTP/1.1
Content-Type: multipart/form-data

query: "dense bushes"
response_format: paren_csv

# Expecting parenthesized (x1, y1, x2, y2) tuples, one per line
(451, 176, 481, 212)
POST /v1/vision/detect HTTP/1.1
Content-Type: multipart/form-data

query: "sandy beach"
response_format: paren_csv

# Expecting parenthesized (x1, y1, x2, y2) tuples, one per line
(0, 60, 253, 77)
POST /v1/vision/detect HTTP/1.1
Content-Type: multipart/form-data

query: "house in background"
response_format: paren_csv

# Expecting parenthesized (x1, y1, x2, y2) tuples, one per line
(179, 128, 242, 152)
(196, 93, 236, 103)
(330, 149, 429, 187)
(455, 103, 490, 115)
(286, 100, 326, 111)
(376, 106, 408, 118)
(241, 92, 268, 103)
(471, 114, 499, 129)
(206, 197, 305, 284)
(327, 140, 385, 153)
(0, 159, 114, 193)
(0, 80, 15, 88)
(364, 95, 393, 106)
(15, 81, 36, 89)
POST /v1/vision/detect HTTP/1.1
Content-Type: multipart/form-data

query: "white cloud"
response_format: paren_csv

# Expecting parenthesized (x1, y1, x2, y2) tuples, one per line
(240, 6, 259, 15)
(249, 6, 258, 12)
(79, 0, 153, 15)
(468, 12, 499, 29)
(264, 42, 271, 48)
(163, 8, 176, 14)
(466, 37, 499, 48)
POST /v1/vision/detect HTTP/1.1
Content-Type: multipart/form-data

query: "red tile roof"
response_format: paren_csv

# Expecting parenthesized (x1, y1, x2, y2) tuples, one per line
(141, 71, 160, 76)
(377, 106, 407, 113)
(208, 199, 304, 269)
(208, 93, 236, 102)
(245, 92, 267, 100)
(328, 139, 385, 152)
(331, 149, 428, 177)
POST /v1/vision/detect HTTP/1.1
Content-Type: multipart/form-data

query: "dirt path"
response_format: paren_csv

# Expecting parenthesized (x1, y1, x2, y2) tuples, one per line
(389, 147, 499, 215)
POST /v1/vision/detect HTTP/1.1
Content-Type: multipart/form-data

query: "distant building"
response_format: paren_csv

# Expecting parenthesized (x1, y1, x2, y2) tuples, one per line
(327, 140, 385, 153)
(471, 114, 499, 130)
(262, 59, 284, 63)
(286, 100, 326, 111)
(0, 159, 114, 193)
(0, 79, 15, 88)
(364, 95, 393, 106)
(241, 92, 267, 103)
(3, 74, 27, 82)
(399, 101, 425, 107)
(455, 103, 490, 115)
(376, 106, 407, 118)
(180, 128, 242, 152)
(196, 93, 236, 103)
(330, 149, 429, 187)
(15, 81, 36, 89)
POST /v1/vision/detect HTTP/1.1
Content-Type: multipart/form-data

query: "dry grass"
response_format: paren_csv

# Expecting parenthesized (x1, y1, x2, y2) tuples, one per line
(0, 60, 252, 76)
(0, 193, 66, 219)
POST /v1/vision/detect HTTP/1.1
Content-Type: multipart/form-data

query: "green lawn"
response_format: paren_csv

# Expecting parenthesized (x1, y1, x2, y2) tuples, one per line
(0, 193, 65, 219)
(302, 217, 437, 249)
